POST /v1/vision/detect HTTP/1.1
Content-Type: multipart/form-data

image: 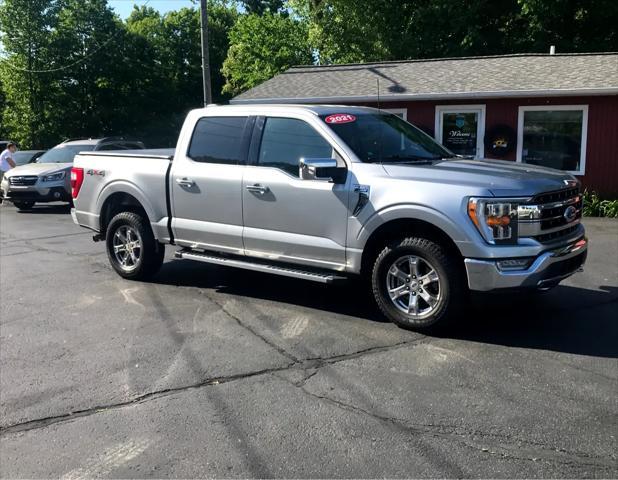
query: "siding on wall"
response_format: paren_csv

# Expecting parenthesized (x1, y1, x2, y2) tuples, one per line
(348, 96, 618, 197)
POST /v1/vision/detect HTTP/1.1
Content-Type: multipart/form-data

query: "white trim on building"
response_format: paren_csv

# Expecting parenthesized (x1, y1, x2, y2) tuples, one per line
(516, 104, 589, 176)
(435, 104, 486, 159)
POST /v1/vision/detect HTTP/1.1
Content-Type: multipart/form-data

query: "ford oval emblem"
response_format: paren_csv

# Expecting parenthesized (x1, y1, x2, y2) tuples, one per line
(563, 205, 577, 223)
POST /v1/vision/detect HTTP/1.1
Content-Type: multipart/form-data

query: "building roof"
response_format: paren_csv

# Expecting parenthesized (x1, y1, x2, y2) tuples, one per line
(231, 53, 618, 104)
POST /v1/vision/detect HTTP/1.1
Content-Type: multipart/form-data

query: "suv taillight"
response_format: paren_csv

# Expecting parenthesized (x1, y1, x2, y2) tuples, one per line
(71, 167, 84, 199)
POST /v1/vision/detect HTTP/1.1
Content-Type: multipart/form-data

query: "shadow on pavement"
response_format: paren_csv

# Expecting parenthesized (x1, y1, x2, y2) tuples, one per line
(14, 204, 71, 214)
(154, 259, 618, 359)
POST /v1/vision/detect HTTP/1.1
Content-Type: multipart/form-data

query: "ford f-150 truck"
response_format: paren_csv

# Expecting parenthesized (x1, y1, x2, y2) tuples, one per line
(71, 105, 587, 331)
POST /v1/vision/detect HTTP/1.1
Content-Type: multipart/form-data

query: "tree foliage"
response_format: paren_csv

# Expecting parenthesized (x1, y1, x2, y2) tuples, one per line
(292, 0, 618, 63)
(0, 0, 616, 148)
(222, 13, 312, 96)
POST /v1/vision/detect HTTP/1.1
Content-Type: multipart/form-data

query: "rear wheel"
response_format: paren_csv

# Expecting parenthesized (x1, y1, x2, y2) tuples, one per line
(106, 212, 165, 280)
(371, 236, 465, 332)
(14, 201, 35, 211)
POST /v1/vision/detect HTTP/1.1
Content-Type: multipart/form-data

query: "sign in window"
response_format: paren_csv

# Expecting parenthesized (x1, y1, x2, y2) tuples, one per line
(518, 106, 588, 175)
(435, 106, 485, 158)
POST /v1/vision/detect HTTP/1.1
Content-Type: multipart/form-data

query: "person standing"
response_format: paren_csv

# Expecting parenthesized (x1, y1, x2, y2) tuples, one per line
(0, 142, 17, 182)
(0, 142, 17, 204)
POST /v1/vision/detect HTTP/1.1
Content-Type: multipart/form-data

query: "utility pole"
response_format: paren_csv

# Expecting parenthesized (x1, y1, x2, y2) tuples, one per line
(199, 0, 212, 106)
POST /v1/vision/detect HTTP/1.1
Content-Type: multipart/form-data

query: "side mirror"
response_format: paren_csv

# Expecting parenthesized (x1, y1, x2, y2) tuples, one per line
(299, 158, 346, 184)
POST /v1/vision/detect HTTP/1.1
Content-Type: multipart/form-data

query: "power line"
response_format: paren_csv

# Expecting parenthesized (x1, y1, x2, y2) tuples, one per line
(6, 0, 151, 74)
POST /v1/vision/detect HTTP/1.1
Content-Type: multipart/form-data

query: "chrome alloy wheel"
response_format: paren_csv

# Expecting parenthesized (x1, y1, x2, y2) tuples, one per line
(386, 255, 442, 319)
(112, 225, 143, 271)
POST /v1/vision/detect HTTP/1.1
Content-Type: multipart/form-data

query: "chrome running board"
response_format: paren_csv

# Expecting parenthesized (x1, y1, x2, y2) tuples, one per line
(175, 249, 347, 284)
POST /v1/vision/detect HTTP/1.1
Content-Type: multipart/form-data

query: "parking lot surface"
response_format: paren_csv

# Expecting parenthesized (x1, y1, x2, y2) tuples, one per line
(0, 203, 617, 478)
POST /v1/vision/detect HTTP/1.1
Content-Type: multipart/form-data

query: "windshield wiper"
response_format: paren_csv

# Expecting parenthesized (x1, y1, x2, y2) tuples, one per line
(379, 154, 443, 163)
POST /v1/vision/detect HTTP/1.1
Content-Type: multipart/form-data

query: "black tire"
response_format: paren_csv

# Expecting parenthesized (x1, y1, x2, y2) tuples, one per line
(105, 211, 165, 280)
(371, 236, 466, 332)
(14, 201, 35, 210)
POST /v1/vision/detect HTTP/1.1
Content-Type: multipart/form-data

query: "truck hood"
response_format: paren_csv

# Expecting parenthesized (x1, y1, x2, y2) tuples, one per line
(382, 158, 578, 197)
(4, 163, 72, 177)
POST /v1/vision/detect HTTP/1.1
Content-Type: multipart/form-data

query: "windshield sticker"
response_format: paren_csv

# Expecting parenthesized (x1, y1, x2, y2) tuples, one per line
(324, 114, 356, 124)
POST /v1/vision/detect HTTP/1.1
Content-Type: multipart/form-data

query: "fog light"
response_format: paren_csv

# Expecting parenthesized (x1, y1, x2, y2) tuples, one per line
(497, 258, 533, 271)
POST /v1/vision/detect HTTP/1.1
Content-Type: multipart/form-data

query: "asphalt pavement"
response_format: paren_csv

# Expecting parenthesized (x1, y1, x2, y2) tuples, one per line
(0, 203, 616, 478)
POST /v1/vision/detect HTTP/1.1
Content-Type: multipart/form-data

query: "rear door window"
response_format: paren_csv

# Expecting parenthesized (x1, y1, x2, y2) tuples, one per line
(188, 116, 249, 164)
(258, 117, 333, 176)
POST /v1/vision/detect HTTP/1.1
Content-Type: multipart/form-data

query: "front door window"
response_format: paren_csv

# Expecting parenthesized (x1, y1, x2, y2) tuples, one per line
(436, 106, 485, 158)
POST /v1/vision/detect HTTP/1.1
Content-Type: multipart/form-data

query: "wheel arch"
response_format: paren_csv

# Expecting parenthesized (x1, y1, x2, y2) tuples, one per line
(99, 191, 151, 238)
(360, 217, 464, 276)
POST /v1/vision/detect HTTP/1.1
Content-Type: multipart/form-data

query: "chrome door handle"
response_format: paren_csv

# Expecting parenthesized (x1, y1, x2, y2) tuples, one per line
(245, 184, 270, 195)
(176, 177, 195, 187)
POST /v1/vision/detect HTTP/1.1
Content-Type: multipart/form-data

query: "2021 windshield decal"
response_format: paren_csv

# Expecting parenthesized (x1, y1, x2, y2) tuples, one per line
(324, 114, 356, 124)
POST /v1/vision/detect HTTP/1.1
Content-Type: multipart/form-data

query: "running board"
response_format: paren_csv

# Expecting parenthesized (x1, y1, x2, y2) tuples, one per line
(174, 249, 347, 284)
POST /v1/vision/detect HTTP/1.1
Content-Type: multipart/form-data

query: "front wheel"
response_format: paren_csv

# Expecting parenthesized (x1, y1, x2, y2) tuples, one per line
(14, 201, 35, 211)
(105, 212, 165, 280)
(371, 236, 466, 332)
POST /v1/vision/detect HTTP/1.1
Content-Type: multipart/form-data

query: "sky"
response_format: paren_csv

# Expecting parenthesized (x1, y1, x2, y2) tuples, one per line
(108, 0, 197, 19)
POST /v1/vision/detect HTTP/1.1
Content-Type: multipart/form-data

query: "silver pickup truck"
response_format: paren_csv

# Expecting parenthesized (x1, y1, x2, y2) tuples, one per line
(71, 105, 587, 331)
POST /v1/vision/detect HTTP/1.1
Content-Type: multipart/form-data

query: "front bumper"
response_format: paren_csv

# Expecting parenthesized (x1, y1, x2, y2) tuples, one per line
(1, 184, 71, 203)
(465, 237, 588, 291)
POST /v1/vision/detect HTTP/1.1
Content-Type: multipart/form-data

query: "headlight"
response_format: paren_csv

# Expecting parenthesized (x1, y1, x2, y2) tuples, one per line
(42, 171, 66, 182)
(468, 198, 521, 244)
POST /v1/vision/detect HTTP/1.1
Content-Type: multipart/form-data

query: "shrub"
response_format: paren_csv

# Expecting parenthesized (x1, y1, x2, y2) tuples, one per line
(582, 190, 618, 218)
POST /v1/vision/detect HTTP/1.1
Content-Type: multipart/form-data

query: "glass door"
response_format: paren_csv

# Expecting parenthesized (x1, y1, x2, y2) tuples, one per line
(435, 106, 485, 158)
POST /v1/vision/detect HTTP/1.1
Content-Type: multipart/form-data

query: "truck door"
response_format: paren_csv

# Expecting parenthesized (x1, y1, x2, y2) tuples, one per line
(242, 116, 352, 270)
(170, 115, 253, 254)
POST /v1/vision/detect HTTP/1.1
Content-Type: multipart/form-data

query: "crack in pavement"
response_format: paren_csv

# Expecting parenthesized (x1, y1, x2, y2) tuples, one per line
(280, 374, 617, 472)
(0, 337, 428, 436)
(202, 291, 301, 363)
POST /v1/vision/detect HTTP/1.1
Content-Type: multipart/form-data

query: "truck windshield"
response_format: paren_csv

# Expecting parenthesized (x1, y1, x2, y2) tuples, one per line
(37, 145, 95, 163)
(321, 113, 454, 163)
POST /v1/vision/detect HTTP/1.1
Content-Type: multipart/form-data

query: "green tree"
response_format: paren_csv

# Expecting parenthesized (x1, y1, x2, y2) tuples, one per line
(240, 0, 285, 15)
(516, 0, 618, 52)
(50, 0, 132, 138)
(0, 0, 62, 147)
(222, 13, 312, 96)
(291, 0, 618, 64)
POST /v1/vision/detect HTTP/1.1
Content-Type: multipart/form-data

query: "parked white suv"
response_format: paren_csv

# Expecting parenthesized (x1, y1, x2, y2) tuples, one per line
(1, 137, 144, 210)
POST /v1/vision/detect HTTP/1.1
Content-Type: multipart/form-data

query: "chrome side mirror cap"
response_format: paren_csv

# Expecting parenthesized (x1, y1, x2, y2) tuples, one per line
(299, 158, 346, 183)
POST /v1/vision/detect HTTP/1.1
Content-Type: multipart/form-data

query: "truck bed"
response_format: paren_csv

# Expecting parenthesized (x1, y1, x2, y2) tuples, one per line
(78, 148, 175, 160)
(72, 149, 175, 243)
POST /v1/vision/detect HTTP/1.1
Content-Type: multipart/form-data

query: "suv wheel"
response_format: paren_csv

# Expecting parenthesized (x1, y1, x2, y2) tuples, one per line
(106, 212, 165, 280)
(371, 236, 465, 332)
(14, 201, 35, 211)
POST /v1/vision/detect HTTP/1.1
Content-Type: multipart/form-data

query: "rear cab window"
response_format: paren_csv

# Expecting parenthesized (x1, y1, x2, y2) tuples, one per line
(188, 116, 249, 164)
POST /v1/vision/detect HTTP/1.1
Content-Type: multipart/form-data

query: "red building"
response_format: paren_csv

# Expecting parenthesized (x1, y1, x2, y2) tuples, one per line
(232, 53, 618, 196)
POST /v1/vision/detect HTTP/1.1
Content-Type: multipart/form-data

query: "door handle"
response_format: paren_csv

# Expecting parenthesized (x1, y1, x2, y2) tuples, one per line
(176, 177, 195, 187)
(245, 184, 270, 195)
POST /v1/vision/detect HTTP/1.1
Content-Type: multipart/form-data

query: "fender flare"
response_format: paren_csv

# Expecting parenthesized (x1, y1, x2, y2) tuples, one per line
(96, 180, 159, 230)
(355, 203, 470, 254)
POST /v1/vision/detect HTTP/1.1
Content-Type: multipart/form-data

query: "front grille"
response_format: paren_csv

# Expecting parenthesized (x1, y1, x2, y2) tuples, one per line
(9, 175, 38, 186)
(519, 186, 583, 244)
(532, 187, 579, 204)
(540, 196, 583, 230)
(534, 224, 580, 243)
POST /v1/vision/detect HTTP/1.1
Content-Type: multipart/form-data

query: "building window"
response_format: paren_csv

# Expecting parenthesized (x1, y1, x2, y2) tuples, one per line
(517, 105, 588, 175)
(435, 105, 486, 158)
